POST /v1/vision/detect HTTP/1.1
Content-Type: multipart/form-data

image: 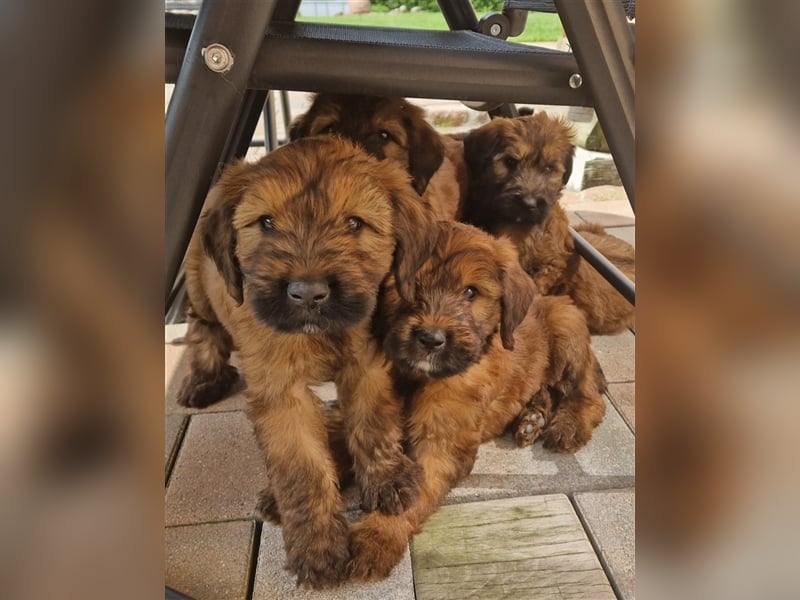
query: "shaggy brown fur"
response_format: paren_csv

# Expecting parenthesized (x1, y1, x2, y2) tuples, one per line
(289, 94, 465, 221)
(460, 113, 636, 334)
(345, 221, 606, 580)
(175, 137, 439, 588)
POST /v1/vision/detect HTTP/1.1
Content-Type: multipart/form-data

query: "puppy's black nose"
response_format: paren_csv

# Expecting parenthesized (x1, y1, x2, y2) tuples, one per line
(287, 280, 330, 307)
(416, 328, 446, 351)
(522, 195, 547, 209)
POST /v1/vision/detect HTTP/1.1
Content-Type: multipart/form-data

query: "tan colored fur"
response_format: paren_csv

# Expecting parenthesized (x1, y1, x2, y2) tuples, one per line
(290, 94, 464, 220)
(461, 113, 635, 334)
(177, 137, 438, 588)
(346, 222, 606, 579)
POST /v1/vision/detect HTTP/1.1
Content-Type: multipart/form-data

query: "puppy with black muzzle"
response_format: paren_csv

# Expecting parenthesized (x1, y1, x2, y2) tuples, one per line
(175, 137, 438, 588)
(461, 113, 636, 334)
(344, 221, 606, 580)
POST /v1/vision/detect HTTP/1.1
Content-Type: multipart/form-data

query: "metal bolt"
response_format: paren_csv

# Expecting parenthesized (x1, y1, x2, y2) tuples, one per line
(202, 43, 233, 73)
(569, 73, 583, 89)
(490, 23, 502, 37)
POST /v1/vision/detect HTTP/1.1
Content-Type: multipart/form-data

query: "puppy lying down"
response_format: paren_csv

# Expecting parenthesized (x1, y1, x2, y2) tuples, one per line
(344, 221, 607, 580)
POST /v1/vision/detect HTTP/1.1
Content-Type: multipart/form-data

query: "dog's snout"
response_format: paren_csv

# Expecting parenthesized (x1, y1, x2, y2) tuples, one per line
(287, 280, 330, 307)
(522, 195, 547, 209)
(416, 328, 447, 351)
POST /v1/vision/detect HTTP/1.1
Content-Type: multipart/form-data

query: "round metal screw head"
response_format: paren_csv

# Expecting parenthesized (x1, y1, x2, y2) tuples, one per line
(202, 43, 233, 73)
(490, 23, 502, 36)
(569, 73, 583, 89)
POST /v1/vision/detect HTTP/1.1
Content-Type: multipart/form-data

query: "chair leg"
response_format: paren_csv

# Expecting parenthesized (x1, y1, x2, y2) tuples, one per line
(554, 0, 635, 211)
(165, 0, 279, 309)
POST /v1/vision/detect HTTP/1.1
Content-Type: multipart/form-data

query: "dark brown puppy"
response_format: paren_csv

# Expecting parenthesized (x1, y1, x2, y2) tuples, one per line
(346, 221, 606, 580)
(289, 94, 465, 220)
(461, 113, 636, 334)
(176, 137, 438, 588)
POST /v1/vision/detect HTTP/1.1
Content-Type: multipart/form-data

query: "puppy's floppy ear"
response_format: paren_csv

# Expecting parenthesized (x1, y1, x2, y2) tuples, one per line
(288, 113, 311, 140)
(463, 120, 507, 176)
(198, 161, 252, 305)
(562, 144, 575, 185)
(495, 237, 537, 350)
(389, 183, 439, 302)
(288, 94, 322, 140)
(403, 114, 445, 195)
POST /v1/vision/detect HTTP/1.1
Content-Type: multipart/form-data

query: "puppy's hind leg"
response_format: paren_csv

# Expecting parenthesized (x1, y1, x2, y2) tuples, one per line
(176, 315, 239, 408)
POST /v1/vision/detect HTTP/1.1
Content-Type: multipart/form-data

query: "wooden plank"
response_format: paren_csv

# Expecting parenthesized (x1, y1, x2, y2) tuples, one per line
(411, 494, 616, 600)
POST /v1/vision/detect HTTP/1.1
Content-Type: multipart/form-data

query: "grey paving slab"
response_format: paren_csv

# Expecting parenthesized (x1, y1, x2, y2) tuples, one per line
(592, 330, 635, 383)
(165, 414, 186, 474)
(411, 494, 616, 600)
(166, 520, 255, 600)
(566, 209, 588, 227)
(252, 522, 414, 600)
(605, 225, 636, 248)
(166, 412, 267, 526)
(607, 382, 635, 431)
(574, 489, 635, 600)
(575, 209, 635, 227)
(445, 400, 634, 503)
(165, 344, 248, 415)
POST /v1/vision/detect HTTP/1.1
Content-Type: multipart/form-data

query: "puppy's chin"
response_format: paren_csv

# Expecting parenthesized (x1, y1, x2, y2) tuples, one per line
(247, 288, 372, 335)
(387, 339, 483, 380)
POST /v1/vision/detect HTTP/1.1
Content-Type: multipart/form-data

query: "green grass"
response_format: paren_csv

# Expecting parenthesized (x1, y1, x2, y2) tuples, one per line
(297, 11, 564, 43)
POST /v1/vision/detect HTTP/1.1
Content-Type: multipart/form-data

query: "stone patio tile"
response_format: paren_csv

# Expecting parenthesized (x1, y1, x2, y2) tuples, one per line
(166, 412, 267, 526)
(252, 521, 414, 600)
(607, 382, 635, 431)
(411, 495, 615, 600)
(446, 400, 634, 503)
(574, 489, 635, 600)
(166, 520, 255, 600)
(566, 209, 588, 227)
(165, 345, 248, 415)
(605, 225, 636, 247)
(575, 209, 635, 227)
(592, 330, 635, 383)
(580, 185, 631, 205)
(165, 414, 186, 475)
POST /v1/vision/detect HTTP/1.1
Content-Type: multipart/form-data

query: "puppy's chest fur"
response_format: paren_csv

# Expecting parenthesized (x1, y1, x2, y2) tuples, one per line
(497, 203, 577, 295)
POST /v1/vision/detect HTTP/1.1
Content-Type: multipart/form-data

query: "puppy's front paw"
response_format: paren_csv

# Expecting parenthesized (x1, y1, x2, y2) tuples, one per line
(176, 364, 239, 408)
(255, 488, 281, 525)
(347, 518, 407, 581)
(285, 515, 351, 589)
(515, 407, 547, 447)
(360, 455, 421, 515)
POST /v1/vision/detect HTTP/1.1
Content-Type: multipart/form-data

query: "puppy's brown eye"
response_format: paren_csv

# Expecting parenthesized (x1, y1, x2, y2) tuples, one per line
(260, 216, 275, 231)
(346, 216, 363, 233)
(378, 130, 391, 141)
(544, 165, 554, 174)
(464, 286, 478, 300)
(322, 124, 336, 134)
(504, 156, 518, 170)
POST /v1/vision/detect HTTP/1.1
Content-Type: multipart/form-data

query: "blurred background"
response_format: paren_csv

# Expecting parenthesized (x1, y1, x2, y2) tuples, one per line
(0, 1, 798, 598)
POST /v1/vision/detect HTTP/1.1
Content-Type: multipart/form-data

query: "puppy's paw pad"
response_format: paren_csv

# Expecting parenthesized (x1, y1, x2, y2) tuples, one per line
(515, 409, 547, 447)
(176, 364, 239, 408)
